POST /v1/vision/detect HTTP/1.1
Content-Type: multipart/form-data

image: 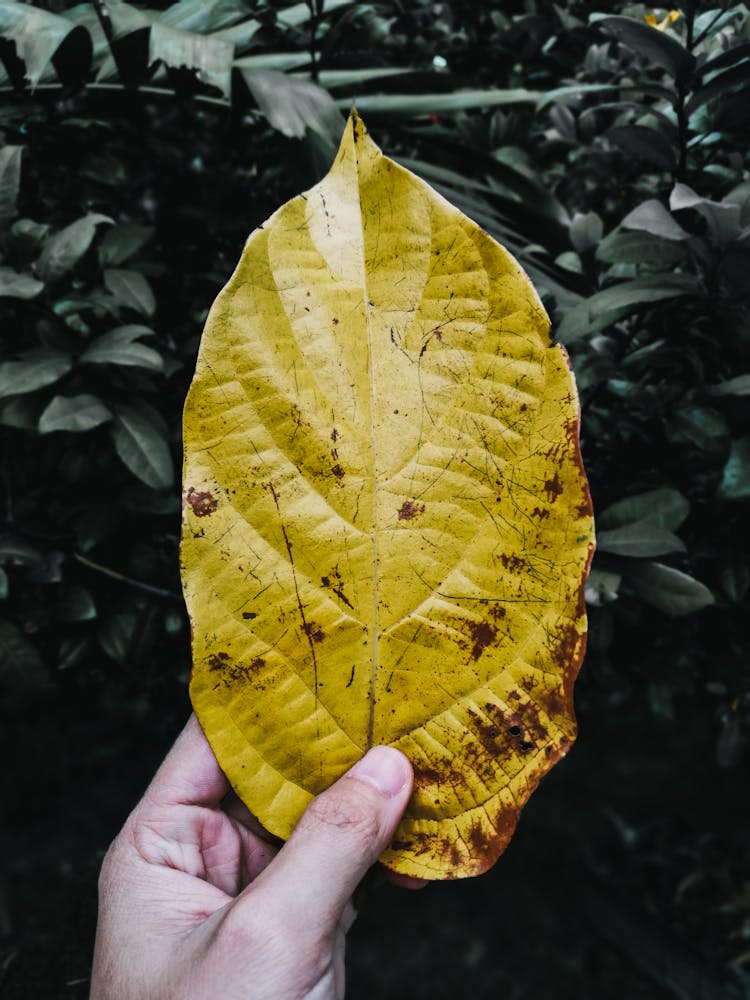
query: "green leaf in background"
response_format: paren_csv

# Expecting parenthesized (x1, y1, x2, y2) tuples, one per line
(666, 406, 730, 458)
(54, 584, 96, 622)
(111, 400, 174, 490)
(720, 562, 750, 604)
(598, 489, 690, 531)
(11, 218, 50, 251)
(686, 58, 750, 116)
(627, 562, 714, 616)
(38, 394, 113, 433)
(606, 126, 676, 171)
(596, 524, 686, 558)
(98, 223, 154, 267)
(148, 21, 234, 98)
(0, 618, 48, 691)
(335, 89, 540, 117)
(583, 881, 747, 1000)
(717, 437, 750, 501)
(57, 635, 90, 670)
(584, 568, 622, 606)
(0, 265, 43, 299)
(556, 275, 697, 342)
(80, 325, 162, 371)
(0, 0, 92, 89)
(238, 67, 343, 142)
(0, 535, 43, 567)
(103, 269, 156, 316)
(37, 212, 113, 283)
(0, 144, 23, 227)
(596, 230, 686, 267)
(621, 200, 690, 242)
(593, 14, 695, 80)
(0, 567, 7, 600)
(709, 375, 750, 397)
(670, 183, 742, 247)
(0, 349, 72, 399)
(569, 211, 603, 254)
(97, 610, 138, 664)
(0, 396, 40, 430)
(25, 550, 64, 584)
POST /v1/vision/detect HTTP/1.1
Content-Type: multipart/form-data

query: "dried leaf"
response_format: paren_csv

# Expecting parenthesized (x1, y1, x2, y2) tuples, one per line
(181, 112, 594, 879)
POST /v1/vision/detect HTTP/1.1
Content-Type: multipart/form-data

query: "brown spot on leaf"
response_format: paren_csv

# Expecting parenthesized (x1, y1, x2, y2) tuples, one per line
(208, 651, 230, 670)
(543, 473, 563, 502)
(398, 499, 425, 521)
(331, 427, 339, 442)
(242, 611, 257, 620)
(207, 651, 260, 687)
(540, 685, 567, 719)
(499, 553, 526, 573)
(531, 506, 550, 520)
(331, 463, 345, 481)
(483, 698, 548, 750)
(412, 761, 444, 787)
(186, 487, 218, 518)
(302, 620, 325, 643)
(466, 820, 494, 858)
(467, 620, 497, 660)
(467, 708, 505, 761)
(550, 621, 581, 673)
(446, 838, 462, 868)
(290, 403, 305, 429)
(321, 566, 354, 609)
(390, 838, 412, 852)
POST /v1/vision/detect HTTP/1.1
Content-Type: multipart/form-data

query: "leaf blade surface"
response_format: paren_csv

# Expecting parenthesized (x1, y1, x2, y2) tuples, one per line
(182, 113, 594, 879)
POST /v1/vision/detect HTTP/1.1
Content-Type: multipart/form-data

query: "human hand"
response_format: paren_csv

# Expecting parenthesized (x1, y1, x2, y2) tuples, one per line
(90, 715, 421, 999)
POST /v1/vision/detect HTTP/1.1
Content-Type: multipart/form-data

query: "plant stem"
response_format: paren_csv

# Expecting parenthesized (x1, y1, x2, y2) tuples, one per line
(1, 432, 13, 525)
(307, 0, 324, 84)
(92, 0, 116, 47)
(74, 552, 181, 601)
(0, 82, 232, 111)
(674, 7, 697, 183)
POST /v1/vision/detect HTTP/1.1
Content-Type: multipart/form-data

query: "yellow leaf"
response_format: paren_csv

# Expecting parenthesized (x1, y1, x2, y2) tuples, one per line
(181, 111, 594, 879)
(644, 9, 681, 29)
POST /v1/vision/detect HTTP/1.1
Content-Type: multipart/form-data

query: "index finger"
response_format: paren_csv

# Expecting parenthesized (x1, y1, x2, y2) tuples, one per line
(143, 713, 230, 809)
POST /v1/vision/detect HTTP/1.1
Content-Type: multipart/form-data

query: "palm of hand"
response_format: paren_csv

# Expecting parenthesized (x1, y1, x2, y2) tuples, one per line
(91, 716, 418, 1000)
(93, 720, 336, 999)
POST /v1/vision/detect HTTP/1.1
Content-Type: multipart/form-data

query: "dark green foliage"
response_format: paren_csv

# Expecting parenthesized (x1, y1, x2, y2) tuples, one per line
(1, 2, 749, 997)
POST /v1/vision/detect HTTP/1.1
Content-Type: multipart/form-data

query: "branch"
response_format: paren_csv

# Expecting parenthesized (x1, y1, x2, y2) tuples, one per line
(0, 82, 233, 111)
(74, 552, 182, 601)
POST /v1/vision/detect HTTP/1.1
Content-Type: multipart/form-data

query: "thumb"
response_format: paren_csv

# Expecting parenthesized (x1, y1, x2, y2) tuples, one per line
(248, 746, 412, 935)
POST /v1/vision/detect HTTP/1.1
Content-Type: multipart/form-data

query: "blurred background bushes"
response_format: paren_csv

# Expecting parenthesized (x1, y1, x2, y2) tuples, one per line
(0, 1, 749, 997)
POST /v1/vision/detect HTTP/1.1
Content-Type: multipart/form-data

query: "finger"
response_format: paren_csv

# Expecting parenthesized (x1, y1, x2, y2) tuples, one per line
(384, 870, 429, 891)
(247, 746, 412, 937)
(144, 714, 230, 809)
(234, 826, 280, 889)
(223, 792, 283, 846)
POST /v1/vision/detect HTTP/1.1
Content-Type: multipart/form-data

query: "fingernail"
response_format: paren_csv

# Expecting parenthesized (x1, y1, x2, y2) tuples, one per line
(350, 746, 409, 797)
